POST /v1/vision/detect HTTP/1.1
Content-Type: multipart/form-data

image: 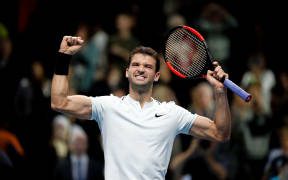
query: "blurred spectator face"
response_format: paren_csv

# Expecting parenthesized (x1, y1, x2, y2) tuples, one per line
(167, 14, 186, 29)
(191, 82, 213, 108)
(0, 38, 12, 60)
(116, 14, 135, 32)
(32, 61, 44, 81)
(53, 115, 70, 141)
(203, 3, 227, 23)
(76, 24, 89, 41)
(248, 53, 266, 73)
(54, 123, 68, 141)
(69, 131, 88, 156)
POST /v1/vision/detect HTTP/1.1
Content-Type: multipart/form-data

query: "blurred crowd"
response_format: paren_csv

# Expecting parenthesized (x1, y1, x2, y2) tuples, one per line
(0, 1, 287, 180)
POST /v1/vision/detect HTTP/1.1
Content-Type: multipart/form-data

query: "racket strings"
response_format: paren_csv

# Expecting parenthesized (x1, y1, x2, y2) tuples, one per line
(165, 28, 208, 77)
(167, 29, 207, 75)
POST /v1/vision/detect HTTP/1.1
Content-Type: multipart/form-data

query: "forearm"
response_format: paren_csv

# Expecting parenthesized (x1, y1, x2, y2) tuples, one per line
(50, 36, 92, 119)
(51, 74, 70, 110)
(214, 88, 231, 141)
(51, 50, 72, 110)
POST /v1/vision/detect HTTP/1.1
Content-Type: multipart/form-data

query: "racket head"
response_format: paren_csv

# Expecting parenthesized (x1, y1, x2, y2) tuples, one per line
(163, 25, 214, 79)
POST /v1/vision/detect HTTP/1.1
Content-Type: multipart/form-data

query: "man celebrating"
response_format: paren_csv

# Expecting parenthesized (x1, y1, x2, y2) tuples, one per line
(51, 36, 231, 180)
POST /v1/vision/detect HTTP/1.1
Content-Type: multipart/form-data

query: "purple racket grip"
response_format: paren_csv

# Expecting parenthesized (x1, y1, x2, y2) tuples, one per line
(223, 79, 252, 102)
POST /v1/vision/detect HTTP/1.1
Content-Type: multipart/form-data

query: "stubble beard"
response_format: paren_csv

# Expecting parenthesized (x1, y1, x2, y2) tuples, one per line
(129, 77, 153, 94)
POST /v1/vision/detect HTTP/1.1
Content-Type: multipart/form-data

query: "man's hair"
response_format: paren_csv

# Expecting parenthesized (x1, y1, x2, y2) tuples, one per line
(128, 46, 160, 72)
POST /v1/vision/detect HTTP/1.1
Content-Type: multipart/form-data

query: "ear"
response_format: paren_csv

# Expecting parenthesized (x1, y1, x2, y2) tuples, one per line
(154, 72, 160, 82)
(125, 68, 129, 78)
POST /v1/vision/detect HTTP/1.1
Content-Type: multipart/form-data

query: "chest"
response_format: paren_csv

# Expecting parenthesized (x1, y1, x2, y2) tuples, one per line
(101, 103, 177, 141)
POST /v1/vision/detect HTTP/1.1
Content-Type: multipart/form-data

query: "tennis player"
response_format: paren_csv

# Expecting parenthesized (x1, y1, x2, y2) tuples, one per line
(51, 36, 231, 180)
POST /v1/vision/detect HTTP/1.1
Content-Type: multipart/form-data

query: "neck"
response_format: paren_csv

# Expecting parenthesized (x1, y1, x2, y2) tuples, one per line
(129, 86, 153, 107)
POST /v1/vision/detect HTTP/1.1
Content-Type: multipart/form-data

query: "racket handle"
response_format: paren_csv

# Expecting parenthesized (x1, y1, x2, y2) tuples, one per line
(223, 79, 252, 102)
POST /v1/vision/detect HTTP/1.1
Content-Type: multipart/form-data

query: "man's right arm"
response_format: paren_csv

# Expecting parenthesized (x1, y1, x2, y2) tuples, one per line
(51, 36, 92, 120)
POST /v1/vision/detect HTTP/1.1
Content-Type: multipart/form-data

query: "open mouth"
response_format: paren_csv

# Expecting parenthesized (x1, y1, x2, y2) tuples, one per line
(135, 75, 146, 81)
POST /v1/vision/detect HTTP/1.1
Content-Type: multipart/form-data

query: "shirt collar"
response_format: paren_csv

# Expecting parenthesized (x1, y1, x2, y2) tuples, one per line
(126, 94, 155, 109)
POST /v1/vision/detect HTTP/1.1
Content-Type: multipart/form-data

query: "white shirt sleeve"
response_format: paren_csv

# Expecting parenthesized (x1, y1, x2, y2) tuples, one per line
(173, 104, 198, 135)
(89, 96, 111, 127)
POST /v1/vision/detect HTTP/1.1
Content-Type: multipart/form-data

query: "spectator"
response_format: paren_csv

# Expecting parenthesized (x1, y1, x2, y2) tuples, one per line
(263, 127, 288, 180)
(241, 52, 276, 114)
(108, 13, 140, 67)
(15, 61, 51, 119)
(0, 125, 25, 179)
(166, 14, 187, 30)
(71, 22, 109, 94)
(0, 149, 14, 178)
(170, 82, 231, 180)
(14, 60, 55, 179)
(195, 2, 238, 72)
(54, 124, 104, 180)
(50, 115, 71, 159)
(236, 83, 272, 180)
(271, 71, 288, 128)
(187, 82, 215, 118)
(0, 23, 19, 126)
(88, 64, 127, 98)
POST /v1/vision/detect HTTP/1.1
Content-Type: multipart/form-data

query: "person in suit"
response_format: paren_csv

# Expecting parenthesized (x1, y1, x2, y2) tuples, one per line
(54, 124, 104, 180)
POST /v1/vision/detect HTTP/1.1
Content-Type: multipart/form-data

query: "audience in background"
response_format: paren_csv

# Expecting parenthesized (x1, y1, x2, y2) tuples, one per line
(71, 22, 109, 94)
(50, 115, 71, 159)
(54, 124, 104, 180)
(194, 2, 238, 73)
(108, 13, 140, 67)
(0, 23, 20, 130)
(0, 1, 285, 179)
(262, 127, 288, 180)
(241, 52, 276, 115)
(171, 82, 230, 180)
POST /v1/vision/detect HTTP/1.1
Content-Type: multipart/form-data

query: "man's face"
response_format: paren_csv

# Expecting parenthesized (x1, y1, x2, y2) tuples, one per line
(70, 134, 88, 156)
(126, 53, 160, 89)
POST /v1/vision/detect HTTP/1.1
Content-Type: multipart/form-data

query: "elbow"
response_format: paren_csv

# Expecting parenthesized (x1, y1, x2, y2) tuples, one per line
(215, 132, 231, 143)
(51, 98, 67, 112)
(51, 102, 62, 112)
(51, 102, 59, 111)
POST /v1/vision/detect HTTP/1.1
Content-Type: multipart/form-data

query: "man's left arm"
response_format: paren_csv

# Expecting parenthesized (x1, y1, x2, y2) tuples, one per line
(189, 62, 231, 142)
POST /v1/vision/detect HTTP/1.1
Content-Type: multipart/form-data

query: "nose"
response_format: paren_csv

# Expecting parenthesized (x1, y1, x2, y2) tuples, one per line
(137, 65, 145, 73)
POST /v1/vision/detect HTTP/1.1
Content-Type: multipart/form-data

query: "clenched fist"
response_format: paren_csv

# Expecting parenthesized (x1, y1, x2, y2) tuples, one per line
(58, 36, 84, 55)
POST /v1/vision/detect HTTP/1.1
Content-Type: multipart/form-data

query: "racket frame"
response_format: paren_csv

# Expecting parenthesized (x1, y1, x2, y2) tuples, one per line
(163, 25, 252, 102)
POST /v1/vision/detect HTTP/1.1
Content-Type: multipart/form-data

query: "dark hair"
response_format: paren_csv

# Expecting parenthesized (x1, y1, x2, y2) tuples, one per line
(128, 46, 160, 72)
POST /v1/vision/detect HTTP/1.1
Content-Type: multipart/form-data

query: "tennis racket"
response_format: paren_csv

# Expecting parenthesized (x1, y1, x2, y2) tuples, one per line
(163, 25, 251, 102)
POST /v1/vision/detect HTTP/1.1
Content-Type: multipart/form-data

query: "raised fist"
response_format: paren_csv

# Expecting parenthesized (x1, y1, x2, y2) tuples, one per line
(58, 36, 84, 55)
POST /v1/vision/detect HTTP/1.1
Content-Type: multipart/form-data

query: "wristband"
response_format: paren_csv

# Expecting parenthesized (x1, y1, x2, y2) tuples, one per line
(54, 52, 72, 75)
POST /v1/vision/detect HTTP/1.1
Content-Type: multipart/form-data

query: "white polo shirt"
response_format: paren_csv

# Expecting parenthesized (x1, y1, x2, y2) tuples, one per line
(89, 94, 198, 180)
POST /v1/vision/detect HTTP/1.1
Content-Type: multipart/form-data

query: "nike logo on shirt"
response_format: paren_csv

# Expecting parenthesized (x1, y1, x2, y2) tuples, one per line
(155, 114, 164, 118)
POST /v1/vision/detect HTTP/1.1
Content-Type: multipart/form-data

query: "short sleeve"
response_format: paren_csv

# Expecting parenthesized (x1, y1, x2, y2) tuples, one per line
(89, 96, 111, 127)
(174, 105, 198, 135)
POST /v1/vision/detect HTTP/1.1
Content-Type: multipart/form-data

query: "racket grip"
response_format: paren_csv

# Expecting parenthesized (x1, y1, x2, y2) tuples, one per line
(223, 79, 252, 102)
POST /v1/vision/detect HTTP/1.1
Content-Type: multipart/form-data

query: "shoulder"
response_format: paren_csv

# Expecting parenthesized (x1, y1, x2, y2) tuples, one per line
(154, 99, 177, 109)
(154, 99, 189, 114)
(90, 94, 123, 104)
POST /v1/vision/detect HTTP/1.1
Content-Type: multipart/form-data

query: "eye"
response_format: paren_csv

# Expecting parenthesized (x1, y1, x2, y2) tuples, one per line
(145, 65, 153, 69)
(131, 62, 139, 67)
